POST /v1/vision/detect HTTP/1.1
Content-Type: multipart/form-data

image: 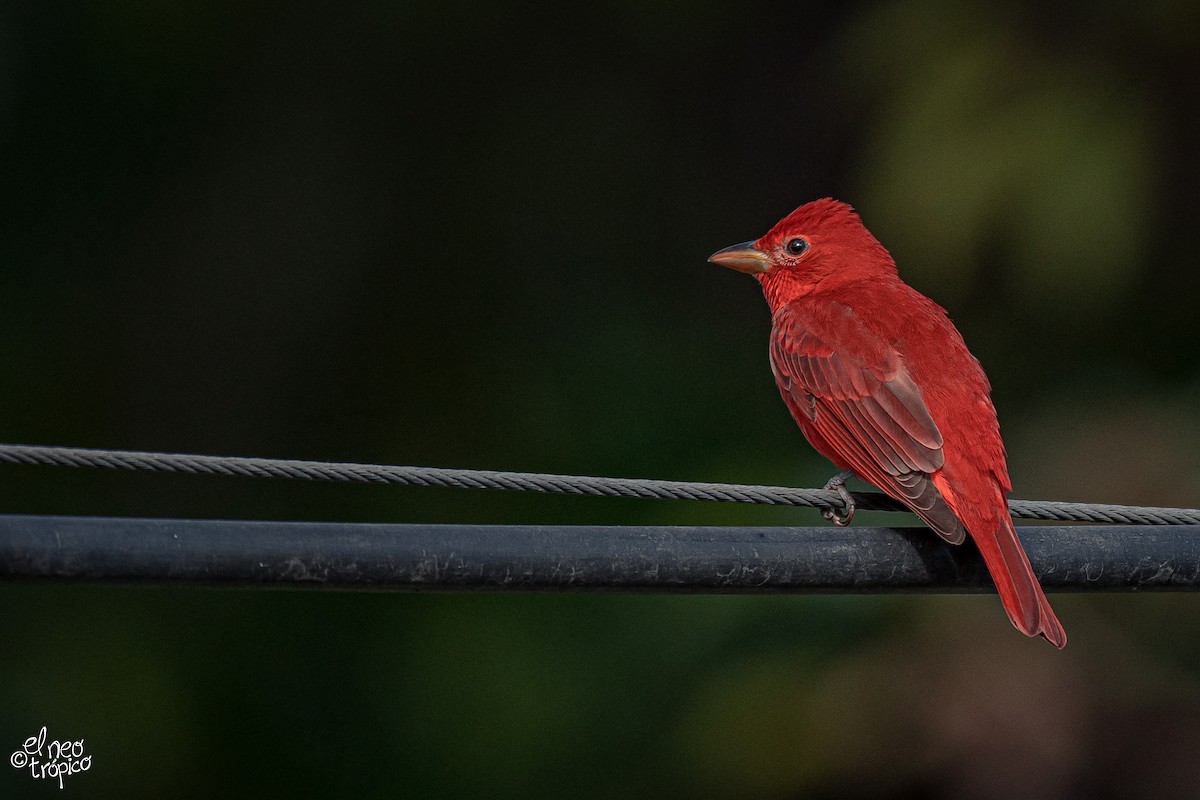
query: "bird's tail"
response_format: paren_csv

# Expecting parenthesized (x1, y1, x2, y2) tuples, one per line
(973, 514, 1066, 649)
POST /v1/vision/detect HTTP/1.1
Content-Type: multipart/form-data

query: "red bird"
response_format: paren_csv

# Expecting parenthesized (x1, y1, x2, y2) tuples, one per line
(710, 199, 1065, 648)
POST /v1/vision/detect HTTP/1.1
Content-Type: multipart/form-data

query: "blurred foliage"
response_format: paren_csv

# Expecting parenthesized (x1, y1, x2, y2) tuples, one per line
(2, 0, 1200, 797)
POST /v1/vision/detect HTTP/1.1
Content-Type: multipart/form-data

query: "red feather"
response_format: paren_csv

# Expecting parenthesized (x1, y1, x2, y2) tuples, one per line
(714, 198, 1066, 648)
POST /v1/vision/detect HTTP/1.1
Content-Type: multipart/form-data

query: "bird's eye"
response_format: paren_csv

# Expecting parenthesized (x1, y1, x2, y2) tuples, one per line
(785, 237, 809, 256)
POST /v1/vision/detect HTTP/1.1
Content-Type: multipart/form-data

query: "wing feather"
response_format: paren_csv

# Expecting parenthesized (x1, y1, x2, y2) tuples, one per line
(770, 303, 965, 544)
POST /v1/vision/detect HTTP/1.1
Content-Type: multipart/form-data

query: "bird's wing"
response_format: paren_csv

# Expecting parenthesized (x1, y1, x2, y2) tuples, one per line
(770, 302, 966, 543)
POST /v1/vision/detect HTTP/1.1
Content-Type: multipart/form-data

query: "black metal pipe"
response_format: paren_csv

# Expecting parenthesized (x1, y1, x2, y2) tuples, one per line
(2, 515, 1198, 592)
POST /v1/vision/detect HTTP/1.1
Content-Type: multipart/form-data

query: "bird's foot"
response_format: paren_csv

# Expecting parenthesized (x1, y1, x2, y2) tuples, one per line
(821, 470, 856, 527)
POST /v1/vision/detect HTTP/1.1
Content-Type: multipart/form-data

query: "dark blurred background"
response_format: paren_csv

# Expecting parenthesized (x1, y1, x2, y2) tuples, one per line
(3, 1, 1200, 797)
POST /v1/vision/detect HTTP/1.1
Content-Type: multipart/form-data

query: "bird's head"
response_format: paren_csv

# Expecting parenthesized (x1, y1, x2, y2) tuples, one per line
(708, 198, 896, 308)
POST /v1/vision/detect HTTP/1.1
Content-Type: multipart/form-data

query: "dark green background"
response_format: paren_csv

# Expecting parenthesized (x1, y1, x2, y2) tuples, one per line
(3, 1, 1199, 797)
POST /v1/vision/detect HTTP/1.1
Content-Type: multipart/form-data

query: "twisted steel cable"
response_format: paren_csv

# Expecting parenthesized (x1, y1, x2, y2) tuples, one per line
(0, 443, 1197, 524)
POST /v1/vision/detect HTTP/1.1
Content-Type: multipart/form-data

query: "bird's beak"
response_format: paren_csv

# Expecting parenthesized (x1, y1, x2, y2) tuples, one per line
(707, 241, 770, 274)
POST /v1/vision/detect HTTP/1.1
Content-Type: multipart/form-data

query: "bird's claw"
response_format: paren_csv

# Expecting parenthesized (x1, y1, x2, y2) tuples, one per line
(821, 470, 856, 527)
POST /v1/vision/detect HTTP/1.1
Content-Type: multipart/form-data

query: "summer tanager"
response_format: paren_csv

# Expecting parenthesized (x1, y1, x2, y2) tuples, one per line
(710, 198, 1065, 648)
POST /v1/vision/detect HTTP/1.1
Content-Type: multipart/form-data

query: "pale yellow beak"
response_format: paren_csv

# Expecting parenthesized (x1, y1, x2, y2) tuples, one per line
(707, 240, 770, 274)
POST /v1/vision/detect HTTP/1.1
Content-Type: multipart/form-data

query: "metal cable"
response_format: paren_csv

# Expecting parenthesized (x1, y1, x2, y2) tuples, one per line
(0, 442, 1197, 525)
